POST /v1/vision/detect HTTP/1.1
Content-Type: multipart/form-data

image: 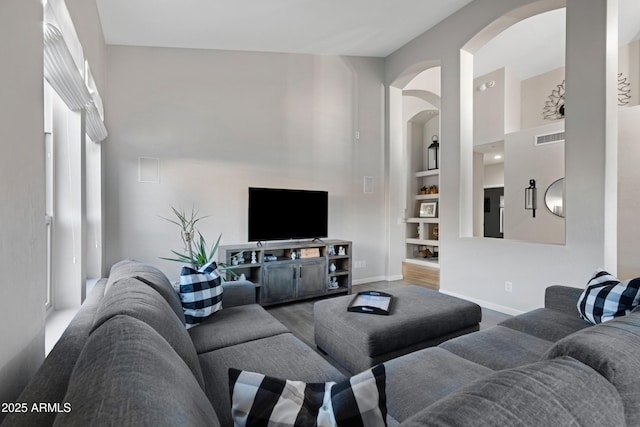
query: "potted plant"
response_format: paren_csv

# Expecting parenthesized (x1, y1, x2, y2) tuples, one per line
(160, 206, 236, 279)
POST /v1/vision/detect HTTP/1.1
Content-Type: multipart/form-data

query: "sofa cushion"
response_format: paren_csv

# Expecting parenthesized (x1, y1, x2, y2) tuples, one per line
(498, 307, 591, 342)
(383, 347, 493, 422)
(577, 269, 640, 324)
(400, 357, 625, 427)
(544, 311, 640, 425)
(180, 261, 223, 328)
(228, 365, 386, 427)
(53, 315, 219, 427)
(106, 259, 186, 324)
(544, 285, 584, 312)
(92, 277, 205, 389)
(189, 304, 289, 354)
(439, 326, 553, 370)
(199, 333, 346, 427)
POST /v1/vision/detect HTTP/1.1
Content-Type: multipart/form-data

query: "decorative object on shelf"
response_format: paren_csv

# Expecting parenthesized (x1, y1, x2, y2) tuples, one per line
(159, 206, 236, 278)
(428, 185, 439, 194)
(419, 201, 438, 218)
(428, 135, 439, 170)
(420, 186, 428, 195)
(290, 251, 297, 260)
(419, 248, 433, 258)
(525, 179, 537, 218)
(619, 72, 631, 106)
(330, 263, 337, 272)
(232, 256, 239, 266)
(251, 251, 257, 264)
(328, 277, 339, 289)
(542, 80, 565, 120)
(338, 246, 346, 256)
(300, 248, 320, 258)
(430, 225, 439, 240)
(328, 245, 336, 256)
(417, 226, 422, 240)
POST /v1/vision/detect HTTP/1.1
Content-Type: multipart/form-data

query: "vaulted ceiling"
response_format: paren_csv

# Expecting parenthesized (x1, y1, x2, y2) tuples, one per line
(96, 0, 640, 78)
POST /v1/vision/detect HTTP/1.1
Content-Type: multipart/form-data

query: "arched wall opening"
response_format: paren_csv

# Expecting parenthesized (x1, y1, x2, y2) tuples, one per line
(385, 0, 618, 314)
(459, 2, 566, 243)
(387, 63, 441, 285)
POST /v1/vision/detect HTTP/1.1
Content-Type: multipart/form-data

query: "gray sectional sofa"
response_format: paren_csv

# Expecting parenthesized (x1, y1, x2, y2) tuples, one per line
(3, 259, 639, 426)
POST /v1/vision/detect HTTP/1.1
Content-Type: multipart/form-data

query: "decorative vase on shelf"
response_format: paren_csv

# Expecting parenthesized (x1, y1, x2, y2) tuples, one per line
(330, 263, 337, 272)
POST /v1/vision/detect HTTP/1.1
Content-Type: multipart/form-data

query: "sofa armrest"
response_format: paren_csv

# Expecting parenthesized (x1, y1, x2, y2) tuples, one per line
(545, 285, 583, 313)
(221, 280, 256, 307)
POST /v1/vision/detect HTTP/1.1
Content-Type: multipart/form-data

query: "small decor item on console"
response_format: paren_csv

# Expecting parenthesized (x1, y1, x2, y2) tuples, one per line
(300, 247, 320, 258)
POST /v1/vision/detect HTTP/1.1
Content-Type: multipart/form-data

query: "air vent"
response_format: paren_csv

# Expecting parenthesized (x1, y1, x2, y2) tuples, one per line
(535, 131, 565, 146)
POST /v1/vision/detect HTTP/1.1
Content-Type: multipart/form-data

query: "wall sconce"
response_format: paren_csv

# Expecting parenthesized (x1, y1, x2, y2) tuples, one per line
(428, 135, 439, 170)
(525, 179, 537, 217)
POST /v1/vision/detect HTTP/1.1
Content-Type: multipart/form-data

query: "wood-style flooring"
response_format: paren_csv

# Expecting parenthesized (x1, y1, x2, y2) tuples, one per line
(265, 280, 512, 373)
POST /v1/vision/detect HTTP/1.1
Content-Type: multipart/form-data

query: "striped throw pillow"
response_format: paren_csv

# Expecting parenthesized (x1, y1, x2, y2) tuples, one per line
(229, 365, 387, 427)
(179, 261, 223, 329)
(577, 269, 640, 324)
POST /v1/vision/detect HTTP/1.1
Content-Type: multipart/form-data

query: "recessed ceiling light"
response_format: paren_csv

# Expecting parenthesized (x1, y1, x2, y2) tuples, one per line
(494, 154, 503, 160)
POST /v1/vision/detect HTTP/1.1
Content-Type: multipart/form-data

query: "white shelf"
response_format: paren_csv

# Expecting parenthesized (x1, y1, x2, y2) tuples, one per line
(404, 257, 440, 268)
(406, 217, 439, 224)
(415, 194, 439, 200)
(415, 169, 439, 178)
(406, 238, 439, 246)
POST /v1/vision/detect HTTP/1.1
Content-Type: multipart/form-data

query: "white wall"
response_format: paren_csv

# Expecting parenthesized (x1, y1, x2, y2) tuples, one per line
(0, 0, 106, 409)
(0, 0, 46, 414)
(503, 123, 565, 244)
(104, 47, 386, 283)
(618, 105, 640, 278)
(386, 0, 618, 314)
(483, 163, 504, 188)
(474, 68, 506, 145)
(521, 67, 565, 129)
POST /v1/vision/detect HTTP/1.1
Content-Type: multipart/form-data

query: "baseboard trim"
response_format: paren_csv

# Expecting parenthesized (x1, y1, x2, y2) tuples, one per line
(439, 289, 525, 316)
(352, 275, 399, 286)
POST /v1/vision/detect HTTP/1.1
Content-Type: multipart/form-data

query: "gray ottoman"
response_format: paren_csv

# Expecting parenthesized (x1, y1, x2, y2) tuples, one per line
(313, 285, 482, 373)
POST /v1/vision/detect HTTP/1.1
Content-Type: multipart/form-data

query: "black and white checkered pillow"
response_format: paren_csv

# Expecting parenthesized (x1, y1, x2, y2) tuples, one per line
(229, 364, 387, 427)
(179, 261, 223, 329)
(577, 269, 640, 324)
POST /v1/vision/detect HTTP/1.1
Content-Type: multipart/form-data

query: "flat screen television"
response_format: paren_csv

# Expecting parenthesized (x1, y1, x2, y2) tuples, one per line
(248, 187, 328, 242)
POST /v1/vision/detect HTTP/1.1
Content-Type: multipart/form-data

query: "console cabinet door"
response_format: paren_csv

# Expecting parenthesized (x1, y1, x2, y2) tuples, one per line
(261, 262, 296, 304)
(297, 258, 327, 298)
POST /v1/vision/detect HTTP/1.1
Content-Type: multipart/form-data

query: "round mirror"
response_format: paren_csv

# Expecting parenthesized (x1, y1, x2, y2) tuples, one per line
(545, 178, 565, 218)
